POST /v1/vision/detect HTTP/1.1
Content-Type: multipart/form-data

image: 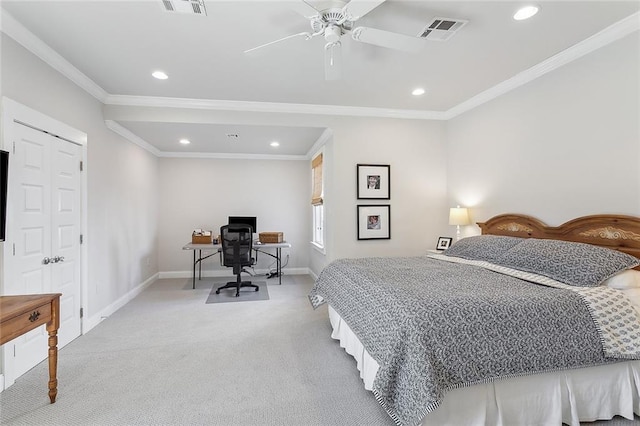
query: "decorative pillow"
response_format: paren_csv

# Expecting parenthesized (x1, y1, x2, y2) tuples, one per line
(443, 235, 524, 263)
(620, 288, 640, 316)
(604, 269, 640, 290)
(495, 238, 640, 287)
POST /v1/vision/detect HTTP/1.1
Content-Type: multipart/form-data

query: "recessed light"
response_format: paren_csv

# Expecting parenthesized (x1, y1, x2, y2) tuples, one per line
(152, 70, 168, 80)
(412, 87, 426, 96)
(514, 5, 539, 21)
(179, 139, 190, 145)
(270, 141, 280, 147)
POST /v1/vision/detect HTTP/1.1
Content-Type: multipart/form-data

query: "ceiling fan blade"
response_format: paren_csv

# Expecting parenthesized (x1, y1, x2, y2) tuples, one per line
(244, 32, 311, 54)
(343, 0, 386, 21)
(324, 41, 342, 81)
(291, 0, 322, 19)
(351, 26, 424, 53)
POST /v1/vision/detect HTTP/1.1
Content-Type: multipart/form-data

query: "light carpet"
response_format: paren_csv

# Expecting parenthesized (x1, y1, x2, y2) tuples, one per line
(0, 274, 392, 426)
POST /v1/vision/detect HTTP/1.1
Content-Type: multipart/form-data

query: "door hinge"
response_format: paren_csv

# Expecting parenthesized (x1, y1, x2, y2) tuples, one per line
(12, 141, 16, 154)
(12, 243, 16, 256)
(80, 161, 83, 171)
(80, 234, 83, 244)
(80, 308, 83, 318)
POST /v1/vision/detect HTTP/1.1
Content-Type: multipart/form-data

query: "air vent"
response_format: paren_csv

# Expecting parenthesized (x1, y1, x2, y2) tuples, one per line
(419, 17, 467, 41)
(161, 0, 207, 16)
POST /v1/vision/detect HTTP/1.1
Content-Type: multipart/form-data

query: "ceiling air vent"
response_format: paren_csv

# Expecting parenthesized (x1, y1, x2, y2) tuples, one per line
(161, 0, 207, 16)
(419, 18, 467, 41)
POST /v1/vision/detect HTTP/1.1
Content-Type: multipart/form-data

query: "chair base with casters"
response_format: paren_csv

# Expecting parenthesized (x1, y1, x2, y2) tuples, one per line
(215, 273, 259, 297)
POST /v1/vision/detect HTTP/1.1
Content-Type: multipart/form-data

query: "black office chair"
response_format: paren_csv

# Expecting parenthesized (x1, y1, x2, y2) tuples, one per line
(216, 224, 259, 297)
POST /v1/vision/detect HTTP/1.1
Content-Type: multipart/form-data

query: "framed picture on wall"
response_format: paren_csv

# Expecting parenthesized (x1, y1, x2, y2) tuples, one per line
(357, 205, 391, 240)
(357, 164, 390, 199)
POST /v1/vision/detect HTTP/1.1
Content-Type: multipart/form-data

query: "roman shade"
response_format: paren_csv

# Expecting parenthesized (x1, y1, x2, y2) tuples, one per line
(311, 153, 323, 205)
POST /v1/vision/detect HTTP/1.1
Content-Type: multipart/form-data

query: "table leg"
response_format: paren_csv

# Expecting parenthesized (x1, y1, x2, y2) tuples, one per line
(278, 247, 282, 285)
(198, 249, 202, 281)
(192, 249, 196, 289)
(47, 328, 58, 403)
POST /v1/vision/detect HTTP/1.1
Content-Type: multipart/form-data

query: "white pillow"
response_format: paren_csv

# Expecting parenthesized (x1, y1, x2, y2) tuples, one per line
(604, 269, 640, 290)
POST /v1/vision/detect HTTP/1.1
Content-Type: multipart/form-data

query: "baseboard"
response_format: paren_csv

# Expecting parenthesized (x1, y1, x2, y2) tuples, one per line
(159, 267, 309, 279)
(83, 272, 159, 333)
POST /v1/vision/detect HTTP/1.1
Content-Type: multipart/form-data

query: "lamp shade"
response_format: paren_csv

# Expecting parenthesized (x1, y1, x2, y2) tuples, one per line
(449, 207, 470, 226)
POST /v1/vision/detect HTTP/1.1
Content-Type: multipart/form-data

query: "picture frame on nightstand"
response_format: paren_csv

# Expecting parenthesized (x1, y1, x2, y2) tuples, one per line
(436, 237, 453, 250)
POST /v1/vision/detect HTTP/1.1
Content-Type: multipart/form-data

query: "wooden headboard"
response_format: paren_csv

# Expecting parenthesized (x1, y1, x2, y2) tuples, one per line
(477, 214, 640, 270)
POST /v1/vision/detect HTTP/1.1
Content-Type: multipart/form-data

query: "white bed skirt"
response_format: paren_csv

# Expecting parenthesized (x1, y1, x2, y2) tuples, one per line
(328, 305, 640, 426)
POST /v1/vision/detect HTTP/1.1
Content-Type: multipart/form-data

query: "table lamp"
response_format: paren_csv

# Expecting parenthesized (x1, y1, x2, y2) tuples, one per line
(449, 206, 470, 241)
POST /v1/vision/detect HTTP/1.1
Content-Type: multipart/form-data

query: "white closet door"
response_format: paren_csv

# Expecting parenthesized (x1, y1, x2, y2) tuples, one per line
(51, 138, 82, 346)
(10, 125, 54, 376)
(8, 124, 82, 380)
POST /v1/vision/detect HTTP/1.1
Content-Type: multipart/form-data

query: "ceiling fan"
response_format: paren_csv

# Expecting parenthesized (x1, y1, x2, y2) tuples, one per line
(244, 0, 425, 81)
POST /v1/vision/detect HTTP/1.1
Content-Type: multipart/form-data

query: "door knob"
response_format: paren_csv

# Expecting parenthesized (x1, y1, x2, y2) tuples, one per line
(52, 256, 65, 263)
(42, 257, 51, 265)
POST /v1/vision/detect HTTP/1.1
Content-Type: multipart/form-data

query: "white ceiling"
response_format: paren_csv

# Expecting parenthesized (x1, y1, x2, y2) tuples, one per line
(2, 0, 639, 157)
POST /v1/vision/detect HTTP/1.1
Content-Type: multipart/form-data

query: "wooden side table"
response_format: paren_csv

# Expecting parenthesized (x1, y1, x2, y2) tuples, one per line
(0, 293, 61, 403)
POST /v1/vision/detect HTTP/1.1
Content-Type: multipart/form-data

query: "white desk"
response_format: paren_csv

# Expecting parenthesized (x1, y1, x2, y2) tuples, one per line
(182, 241, 291, 289)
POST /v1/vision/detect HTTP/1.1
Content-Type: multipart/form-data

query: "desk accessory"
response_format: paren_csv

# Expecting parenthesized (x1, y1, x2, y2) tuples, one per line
(259, 232, 284, 243)
(192, 229, 213, 244)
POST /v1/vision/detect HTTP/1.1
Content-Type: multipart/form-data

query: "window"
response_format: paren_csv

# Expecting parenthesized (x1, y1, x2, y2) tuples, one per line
(311, 152, 324, 248)
(313, 204, 323, 246)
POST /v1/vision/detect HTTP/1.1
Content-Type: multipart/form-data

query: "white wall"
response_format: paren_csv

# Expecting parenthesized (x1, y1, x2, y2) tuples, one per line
(446, 32, 640, 233)
(326, 118, 449, 263)
(0, 34, 160, 322)
(157, 157, 310, 276)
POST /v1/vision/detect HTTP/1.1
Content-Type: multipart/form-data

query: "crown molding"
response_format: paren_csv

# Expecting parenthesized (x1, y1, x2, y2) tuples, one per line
(445, 11, 640, 119)
(104, 120, 161, 156)
(157, 151, 308, 160)
(306, 128, 333, 159)
(103, 94, 447, 121)
(0, 9, 108, 103)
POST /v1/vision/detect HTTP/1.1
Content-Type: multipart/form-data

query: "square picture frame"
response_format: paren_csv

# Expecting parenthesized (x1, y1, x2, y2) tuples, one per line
(357, 164, 390, 199)
(357, 205, 391, 240)
(436, 237, 453, 250)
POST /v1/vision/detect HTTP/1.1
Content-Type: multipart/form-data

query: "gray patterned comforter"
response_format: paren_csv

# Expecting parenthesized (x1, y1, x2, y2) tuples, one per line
(308, 256, 637, 426)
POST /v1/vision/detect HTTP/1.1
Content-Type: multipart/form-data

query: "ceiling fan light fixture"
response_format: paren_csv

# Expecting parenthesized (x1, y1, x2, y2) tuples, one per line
(270, 141, 280, 147)
(324, 25, 342, 43)
(513, 5, 539, 21)
(412, 88, 426, 96)
(179, 139, 190, 145)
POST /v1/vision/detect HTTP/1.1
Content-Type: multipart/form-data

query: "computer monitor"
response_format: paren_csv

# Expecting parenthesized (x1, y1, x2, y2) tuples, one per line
(228, 216, 257, 233)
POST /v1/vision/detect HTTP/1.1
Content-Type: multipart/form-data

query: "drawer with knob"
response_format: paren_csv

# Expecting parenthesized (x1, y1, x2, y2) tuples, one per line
(0, 301, 52, 343)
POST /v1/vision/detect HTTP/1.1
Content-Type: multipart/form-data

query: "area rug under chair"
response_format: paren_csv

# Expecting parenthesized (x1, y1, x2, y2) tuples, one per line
(205, 281, 269, 303)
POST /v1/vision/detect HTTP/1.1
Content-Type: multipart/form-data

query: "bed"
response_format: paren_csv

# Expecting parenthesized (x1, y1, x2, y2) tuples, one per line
(309, 214, 640, 426)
